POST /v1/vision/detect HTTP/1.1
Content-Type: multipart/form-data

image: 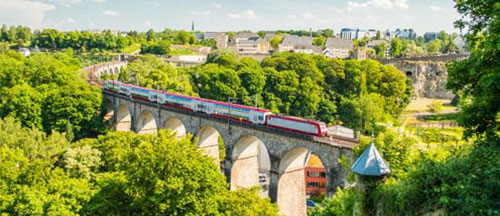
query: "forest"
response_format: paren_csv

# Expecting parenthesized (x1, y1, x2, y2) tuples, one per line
(0, 0, 499, 215)
(0, 50, 279, 215)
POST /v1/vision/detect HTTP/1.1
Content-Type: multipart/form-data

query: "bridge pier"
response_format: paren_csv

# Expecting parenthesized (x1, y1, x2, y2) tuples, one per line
(268, 157, 280, 203)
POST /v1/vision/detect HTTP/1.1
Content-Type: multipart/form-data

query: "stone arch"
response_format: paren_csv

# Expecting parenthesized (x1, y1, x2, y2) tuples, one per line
(277, 146, 325, 216)
(102, 99, 114, 123)
(116, 104, 132, 131)
(164, 117, 187, 138)
(230, 135, 271, 197)
(136, 110, 158, 134)
(195, 126, 221, 164)
(114, 67, 119, 75)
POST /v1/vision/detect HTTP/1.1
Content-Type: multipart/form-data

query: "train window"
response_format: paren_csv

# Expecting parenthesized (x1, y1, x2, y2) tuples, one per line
(258, 116, 264, 121)
(197, 104, 206, 108)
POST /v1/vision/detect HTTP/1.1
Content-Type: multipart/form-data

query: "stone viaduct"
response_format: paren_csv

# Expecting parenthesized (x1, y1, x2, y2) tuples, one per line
(87, 61, 357, 216)
(83, 60, 128, 85)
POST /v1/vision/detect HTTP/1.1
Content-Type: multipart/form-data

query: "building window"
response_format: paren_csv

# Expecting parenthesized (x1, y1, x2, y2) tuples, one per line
(307, 171, 326, 177)
(307, 182, 327, 188)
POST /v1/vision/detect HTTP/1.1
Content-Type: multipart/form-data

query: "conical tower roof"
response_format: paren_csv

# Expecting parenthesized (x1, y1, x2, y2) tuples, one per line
(351, 142, 390, 176)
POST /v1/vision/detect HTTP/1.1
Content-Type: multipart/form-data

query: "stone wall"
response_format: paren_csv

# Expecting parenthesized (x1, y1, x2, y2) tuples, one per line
(377, 55, 469, 100)
(385, 60, 455, 99)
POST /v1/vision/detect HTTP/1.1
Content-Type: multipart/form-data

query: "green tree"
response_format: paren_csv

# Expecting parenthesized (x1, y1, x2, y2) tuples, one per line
(0, 83, 42, 129)
(0, 51, 105, 139)
(373, 43, 387, 58)
(313, 36, 326, 47)
(262, 67, 300, 113)
(199, 38, 216, 47)
(238, 67, 266, 105)
(84, 131, 279, 215)
(447, 0, 500, 138)
(0, 24, 8, 42)
(309, 188, 355, 216)
(269, 36, 283, 50)
(190, 64, 241, 101)
(426, 39, 442, 54)
(389, 37, 402, 58)
(63, 145, 102, 179)
(443, 40, 458, 53)
(339, 93, 386, 132)
(216, 187, 279, 216)
(140, 40, 171, 55)
(124, 56, 195, 95)
(206, 49, 240, 68)
(176, 30, 194, 45)
(321, 29, 334, 38)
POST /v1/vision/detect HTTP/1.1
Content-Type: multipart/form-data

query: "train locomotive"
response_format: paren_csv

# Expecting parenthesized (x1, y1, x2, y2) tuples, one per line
(104, 80, 328, 136)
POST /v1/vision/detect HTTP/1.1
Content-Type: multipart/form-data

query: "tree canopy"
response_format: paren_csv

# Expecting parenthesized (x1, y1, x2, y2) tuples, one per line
(0, 117, 279, 215)
(188, 51, 410, 131)
(0, 50, 104, 140)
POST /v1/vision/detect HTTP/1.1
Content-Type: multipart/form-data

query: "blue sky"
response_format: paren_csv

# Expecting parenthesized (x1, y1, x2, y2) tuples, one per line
(0, 0, 461, 34)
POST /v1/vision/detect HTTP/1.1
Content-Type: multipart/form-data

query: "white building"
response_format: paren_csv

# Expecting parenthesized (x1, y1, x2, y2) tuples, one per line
(278, 35, 322, 54)
(341, 28, 377, 40)
(18, 48, 30, 57)
(168, 55, 207, 67)
(323, 38, 354, 59)
(236, 37, 270, 54)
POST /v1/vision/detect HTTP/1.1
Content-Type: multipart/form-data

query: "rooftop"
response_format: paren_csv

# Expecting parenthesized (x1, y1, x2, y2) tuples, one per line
(324, 38, 354, 49)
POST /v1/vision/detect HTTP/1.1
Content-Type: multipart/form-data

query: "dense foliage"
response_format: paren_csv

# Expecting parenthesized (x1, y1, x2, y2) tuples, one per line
(314, 0, 500, 215)
(187, 50, 410, 132)
(0, 24, 32, 45)
(103, 55, 196, 96)
(447, 0, 500, 138)
(0, 118, 279, 215)
(0, 50, 104, 140)
(24, 27, 198, 55)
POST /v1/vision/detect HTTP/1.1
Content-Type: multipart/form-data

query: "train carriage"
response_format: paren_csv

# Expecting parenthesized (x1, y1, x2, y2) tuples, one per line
(103, 80, 330, 137)
(195, 98, 271, 124)
(266, 115, 328, 136)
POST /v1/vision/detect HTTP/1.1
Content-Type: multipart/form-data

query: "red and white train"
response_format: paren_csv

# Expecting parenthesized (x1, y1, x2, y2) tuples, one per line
(104, 80, 328, 136)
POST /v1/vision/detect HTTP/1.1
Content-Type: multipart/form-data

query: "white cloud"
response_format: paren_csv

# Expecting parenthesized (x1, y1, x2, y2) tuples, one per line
(212, 3, 222, 8)
(50, 0, 104, 7)
(65, 18, 76, 23)
(191, 10, 210, 17)
(228, 10, 257, 19)
(102, 10, 119, 16)
(429, 5, 445, 12)
(50, 0, 80, 7)
(0, 0, 55, 29)
(348, 0, 408, 10)
(147, 1, 161, 7)
(301, 12, 317, 20)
